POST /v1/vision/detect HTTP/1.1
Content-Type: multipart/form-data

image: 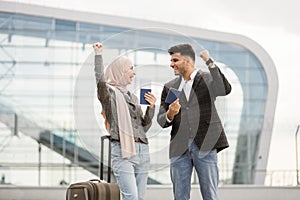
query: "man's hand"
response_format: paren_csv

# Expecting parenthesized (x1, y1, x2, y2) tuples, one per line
(166, 99, 181, 121)
(93, 42, 103, 55)
(199, 50, 210, 62)
(144, 92, 157, 108)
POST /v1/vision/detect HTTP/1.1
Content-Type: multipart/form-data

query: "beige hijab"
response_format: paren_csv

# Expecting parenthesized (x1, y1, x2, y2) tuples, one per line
(104, 56, 136, 159)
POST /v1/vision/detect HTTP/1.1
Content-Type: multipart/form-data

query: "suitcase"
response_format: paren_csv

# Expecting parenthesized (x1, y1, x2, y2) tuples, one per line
(66, 135, 120, 200)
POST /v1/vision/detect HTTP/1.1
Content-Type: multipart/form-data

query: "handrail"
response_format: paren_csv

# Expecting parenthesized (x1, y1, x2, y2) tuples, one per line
(295, 125, 300, 185)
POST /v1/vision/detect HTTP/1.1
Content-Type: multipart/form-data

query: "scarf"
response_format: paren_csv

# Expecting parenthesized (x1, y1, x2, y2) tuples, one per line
(104, 56, 136, 159)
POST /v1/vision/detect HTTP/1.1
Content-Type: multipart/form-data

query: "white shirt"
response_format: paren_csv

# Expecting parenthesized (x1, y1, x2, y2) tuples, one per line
(179, 69, 198, 101)
(166, 69, 197, 122)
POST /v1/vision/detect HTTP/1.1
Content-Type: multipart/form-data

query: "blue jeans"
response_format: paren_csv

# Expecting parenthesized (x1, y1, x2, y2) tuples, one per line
(170, 140, 219, 200)
(111, 142, 150, 200)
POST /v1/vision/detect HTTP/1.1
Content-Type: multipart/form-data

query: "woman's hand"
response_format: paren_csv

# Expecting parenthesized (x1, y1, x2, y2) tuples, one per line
(144, 92, 156, 108)
(93, 42, 103, 55)
(101, 110, 110, 132)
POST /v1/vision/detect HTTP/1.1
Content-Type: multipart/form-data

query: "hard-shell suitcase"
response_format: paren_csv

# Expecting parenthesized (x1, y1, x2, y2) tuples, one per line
(66, 135, 120, 200)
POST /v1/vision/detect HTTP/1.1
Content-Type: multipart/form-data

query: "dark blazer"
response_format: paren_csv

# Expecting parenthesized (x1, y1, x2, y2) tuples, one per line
(157, 66, 232, 158)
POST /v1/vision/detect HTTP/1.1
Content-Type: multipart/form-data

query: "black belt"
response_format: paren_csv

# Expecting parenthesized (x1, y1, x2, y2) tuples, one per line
(110, 139, 120, 143)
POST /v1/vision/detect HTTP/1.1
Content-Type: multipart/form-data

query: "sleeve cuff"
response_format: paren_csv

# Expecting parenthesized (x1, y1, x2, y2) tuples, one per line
(166, 114, 172, 123)
(210, 63, 216, 68)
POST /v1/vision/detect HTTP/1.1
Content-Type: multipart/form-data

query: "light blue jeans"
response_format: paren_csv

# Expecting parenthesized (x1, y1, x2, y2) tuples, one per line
(170, 140, 219, 200)
(111, 142, 150, 200)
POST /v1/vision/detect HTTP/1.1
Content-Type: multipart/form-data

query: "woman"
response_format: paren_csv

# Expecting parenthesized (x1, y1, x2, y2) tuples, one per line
(93, 42, 156, 200)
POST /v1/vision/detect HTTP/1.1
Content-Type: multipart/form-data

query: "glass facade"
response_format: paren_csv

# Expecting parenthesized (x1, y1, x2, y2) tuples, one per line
(0, 11, 271, 186)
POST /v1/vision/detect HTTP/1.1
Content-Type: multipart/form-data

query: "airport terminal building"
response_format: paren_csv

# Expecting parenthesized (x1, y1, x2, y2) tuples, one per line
(0, 0, 278, 192)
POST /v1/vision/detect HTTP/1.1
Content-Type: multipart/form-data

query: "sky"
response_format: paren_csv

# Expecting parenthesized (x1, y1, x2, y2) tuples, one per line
(3, 0, 300, 172)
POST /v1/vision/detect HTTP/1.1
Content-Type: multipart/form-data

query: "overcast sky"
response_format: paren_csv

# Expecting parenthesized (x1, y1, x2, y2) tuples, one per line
(4, 0, 300, 172)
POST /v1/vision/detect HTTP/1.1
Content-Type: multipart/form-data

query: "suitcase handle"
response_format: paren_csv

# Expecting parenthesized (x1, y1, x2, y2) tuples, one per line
(100, 135, 111, 182)
(89, 179, 101, 182)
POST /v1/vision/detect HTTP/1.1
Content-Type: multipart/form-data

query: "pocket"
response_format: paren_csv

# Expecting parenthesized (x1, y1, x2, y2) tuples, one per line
(111, 142, 121, 156)
(205, 120, 222, 132)
(140, 144, 150, 163)
(111, 143, 123, 172)
(201, 149, 217, 164)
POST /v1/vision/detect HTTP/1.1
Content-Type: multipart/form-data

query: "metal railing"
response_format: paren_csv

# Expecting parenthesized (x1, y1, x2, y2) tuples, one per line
(295, 125, 300, 185)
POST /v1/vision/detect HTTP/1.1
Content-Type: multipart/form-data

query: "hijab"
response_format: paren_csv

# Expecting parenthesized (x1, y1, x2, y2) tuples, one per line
(104, 56, 136, 159)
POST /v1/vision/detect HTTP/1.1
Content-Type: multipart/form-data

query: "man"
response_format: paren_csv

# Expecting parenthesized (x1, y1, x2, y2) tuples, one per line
(157, 44, 231, 200)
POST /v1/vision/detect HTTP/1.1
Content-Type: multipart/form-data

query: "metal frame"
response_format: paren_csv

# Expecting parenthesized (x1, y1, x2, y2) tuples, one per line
(0, 1, 278, 184)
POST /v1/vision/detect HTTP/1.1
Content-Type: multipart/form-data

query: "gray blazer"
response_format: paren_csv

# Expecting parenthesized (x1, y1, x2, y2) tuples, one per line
(94, 55, 155, 144)
(157, 66, 231, 158)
